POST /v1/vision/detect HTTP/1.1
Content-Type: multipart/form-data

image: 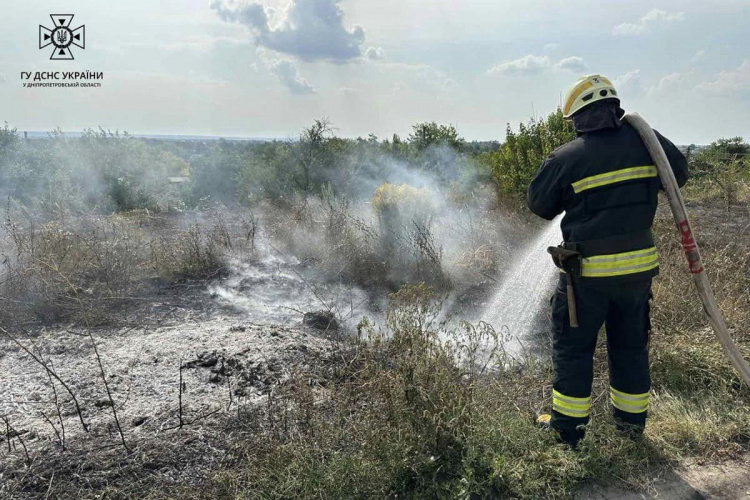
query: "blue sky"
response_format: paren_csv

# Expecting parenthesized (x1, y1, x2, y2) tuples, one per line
(2, 0, 749, 144)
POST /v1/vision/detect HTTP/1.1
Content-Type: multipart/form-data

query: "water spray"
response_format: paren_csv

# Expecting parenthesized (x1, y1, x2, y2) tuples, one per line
(484, 218, 561, 351)
(625, 112, 750, 386)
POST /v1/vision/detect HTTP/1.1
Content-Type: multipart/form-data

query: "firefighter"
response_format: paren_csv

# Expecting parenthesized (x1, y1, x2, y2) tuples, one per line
(528, 75, 688, 447)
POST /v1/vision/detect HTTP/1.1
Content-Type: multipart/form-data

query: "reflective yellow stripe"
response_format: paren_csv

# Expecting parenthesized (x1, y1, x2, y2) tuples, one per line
(610, 387, 649, 414)
(553, 404, 589, 417)
(581, 247, 659, 278)
(553, 389, 590, 418)
(610, 387, 649, 401)
(553, 390, 590, 404)
(572, 165, 658, 194)
(584, 247, 657, 263)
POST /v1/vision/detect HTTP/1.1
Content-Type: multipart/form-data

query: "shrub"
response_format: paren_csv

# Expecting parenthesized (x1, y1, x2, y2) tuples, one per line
(481, 109, 575, 197)
(684, 137, 750, 207)
(407, 122, 464, 151)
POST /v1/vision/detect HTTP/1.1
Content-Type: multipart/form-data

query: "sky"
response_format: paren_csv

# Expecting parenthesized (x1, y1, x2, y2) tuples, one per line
(1, 0, 749, 144)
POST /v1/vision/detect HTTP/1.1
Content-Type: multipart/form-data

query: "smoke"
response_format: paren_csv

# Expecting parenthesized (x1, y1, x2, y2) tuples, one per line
(0, 122, 522, 335)
(211, 0, 366, 63)
(253, 135, 518, 325)
(0, 128, 196, 216)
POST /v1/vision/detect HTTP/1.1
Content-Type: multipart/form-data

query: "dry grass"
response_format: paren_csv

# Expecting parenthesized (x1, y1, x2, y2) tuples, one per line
(1, 214, 149, 324)
(645, 201, 750, 461)
(0, 208, 255, 326)
(264, 190, 529, 294)
(681, 177, 750, 209)
(265, 195, 451, 289)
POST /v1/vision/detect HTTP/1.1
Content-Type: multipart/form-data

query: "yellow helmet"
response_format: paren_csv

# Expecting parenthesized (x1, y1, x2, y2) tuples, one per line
(563, 75, 619, 119)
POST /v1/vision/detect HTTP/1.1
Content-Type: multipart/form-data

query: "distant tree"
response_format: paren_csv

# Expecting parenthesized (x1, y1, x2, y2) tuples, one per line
(383, 133, 410, 159)
(690, 136, 749, 179)
(481, 108, 575, 196)
(688, 136, 748, 206)
(236, 141, 294, 205)
(0, 122, 19, 153)
(0, 123, 22, 201)
(408, 122, 464, 151)
(712, 137, 750, 157)
(463, 141, 502, 155)
(0, 122, 19, 177)
(685, 144, 697, 164)
(294, 118, 335, 194)
(190, 140, 246, 206)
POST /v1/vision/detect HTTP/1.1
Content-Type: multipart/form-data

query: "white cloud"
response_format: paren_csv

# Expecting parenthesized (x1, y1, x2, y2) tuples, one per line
(556, 56, 586, 73)
(487, 54, 586, 76)
(613, 9, 685, 36)
(381, 62, 457, 91)
(211, 0, 365, 62)
(697, 60, 750, 95)
(543, 43, 559, 52)
(365, 46, 386, 61)
(270, 59, 316, 94)
(648, 72, 684, 95)
(488, 55, 551, 75)
(690, 49, 706, 64)
(614, 69, 643, 97)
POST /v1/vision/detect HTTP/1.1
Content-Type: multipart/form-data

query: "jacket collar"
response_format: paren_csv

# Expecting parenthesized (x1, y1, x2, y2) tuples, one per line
(572, 100, 625, 135)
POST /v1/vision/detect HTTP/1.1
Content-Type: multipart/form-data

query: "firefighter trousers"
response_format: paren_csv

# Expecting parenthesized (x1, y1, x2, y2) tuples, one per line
(550, 274, 652, 438)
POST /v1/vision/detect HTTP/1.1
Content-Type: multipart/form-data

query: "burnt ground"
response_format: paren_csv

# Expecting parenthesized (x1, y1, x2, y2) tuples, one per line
(0, 310, 341, 498)
(0, 250, 351, 499)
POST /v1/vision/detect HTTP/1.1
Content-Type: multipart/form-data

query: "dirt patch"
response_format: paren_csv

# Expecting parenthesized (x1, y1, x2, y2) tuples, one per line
(576, 456, 750, 499)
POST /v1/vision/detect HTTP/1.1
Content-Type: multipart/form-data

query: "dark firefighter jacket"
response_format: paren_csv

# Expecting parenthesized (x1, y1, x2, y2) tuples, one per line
(527, 103, 688, 282)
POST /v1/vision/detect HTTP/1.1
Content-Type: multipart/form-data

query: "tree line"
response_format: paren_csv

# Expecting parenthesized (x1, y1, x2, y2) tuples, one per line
(1, 112, 746, 214)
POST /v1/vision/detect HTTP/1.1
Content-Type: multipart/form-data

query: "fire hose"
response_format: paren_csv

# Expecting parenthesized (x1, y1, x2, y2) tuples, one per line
(625, 112, 750, 387)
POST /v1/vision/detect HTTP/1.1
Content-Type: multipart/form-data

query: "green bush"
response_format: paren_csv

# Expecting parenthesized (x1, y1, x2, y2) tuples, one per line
(407, 122, 464, 151)
(688, 137, 748, 179)
(685, 137, 749, 206)
(480, 109, 575, 196)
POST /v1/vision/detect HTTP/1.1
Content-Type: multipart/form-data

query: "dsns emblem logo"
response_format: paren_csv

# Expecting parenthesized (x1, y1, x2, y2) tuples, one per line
(39, 15, 85, 60)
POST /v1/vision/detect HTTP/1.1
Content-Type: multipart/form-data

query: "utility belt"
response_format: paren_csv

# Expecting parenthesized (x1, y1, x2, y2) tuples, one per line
(551, 230, 658, 279)
(547, 230, 658, 328)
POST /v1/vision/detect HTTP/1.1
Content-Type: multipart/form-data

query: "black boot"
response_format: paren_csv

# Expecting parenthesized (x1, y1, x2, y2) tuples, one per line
(557, 427, 585, 448)
(615, 419, 645, 440)
(537, 414, 584, 448)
